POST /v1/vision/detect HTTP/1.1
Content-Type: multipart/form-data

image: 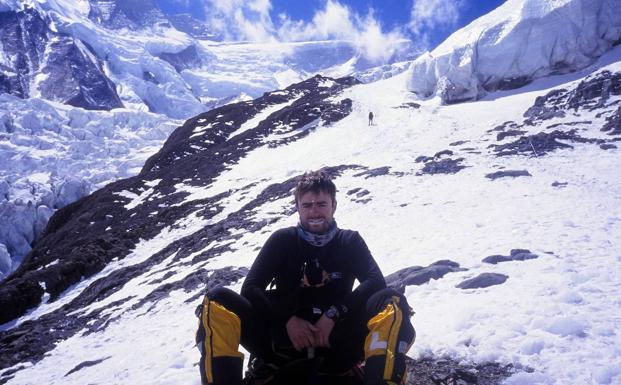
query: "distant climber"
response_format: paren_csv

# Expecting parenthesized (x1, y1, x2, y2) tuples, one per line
(368, 111, 374, 126)
(196, 170, 415, 385)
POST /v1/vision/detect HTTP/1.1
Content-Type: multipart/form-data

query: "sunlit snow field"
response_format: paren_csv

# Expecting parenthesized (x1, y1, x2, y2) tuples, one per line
(2, 42, 620, 385)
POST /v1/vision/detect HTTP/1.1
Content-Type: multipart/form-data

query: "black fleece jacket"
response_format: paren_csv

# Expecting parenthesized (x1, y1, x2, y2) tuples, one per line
(241, 226, 386, 323)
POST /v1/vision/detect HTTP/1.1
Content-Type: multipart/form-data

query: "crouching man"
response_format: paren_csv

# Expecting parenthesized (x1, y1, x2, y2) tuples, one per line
(196, 170, 415, 385)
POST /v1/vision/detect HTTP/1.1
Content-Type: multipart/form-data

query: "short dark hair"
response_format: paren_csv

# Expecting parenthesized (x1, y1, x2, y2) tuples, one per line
(294, 171, 336, 204)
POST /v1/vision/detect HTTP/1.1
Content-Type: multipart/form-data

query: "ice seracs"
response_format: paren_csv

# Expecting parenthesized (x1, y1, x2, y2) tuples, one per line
(407, 0, 621, 104)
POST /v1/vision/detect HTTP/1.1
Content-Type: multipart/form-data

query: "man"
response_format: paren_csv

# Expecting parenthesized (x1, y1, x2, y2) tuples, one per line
(368, 111, 374, 126)
(196, 171, 415, 385)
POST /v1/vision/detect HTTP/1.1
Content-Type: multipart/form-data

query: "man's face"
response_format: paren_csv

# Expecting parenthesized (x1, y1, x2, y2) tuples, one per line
(297, 190, 336, 234)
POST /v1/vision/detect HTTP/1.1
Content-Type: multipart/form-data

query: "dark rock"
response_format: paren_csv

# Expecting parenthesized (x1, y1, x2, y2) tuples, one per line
(497, 130, 527, 141)
(491, 130, 581, 157)
(354, 167, 391, 179)
(523, 89, 567, 121)
(600, 143, 617, 150)
(417, 158, 466, 175)
(386, 260, 466, 292)
(523, 71, 621, 123)
(450, 140, 468, 146)
(347, 188, 370, 199)
(482, 255, 512, 264)
(602, 105, 621, 135)
(434, 150, 453, 158)
(456, 273, 508, 289)
(485, 170, 531, 180)
(406, 356, 516, 385)
(567, 71, 621, 111)
(65, 357, 111, 376)
(158, 45, 205, 72)
(415, 155, 433, 163)
(547, 120, 592, 129)
(41, 38, 124, 110)
(135, 267, 249, 310)
(415, 149, 464, 174)
(509, 249, 531, 256)
(483, 249, 538, 264)
(0, 8, 123, 111)
(552, 181, 568, 187)
(489, 121, 520, 133)
(394, 102, 421, 109)
(511, 252, 538, 261)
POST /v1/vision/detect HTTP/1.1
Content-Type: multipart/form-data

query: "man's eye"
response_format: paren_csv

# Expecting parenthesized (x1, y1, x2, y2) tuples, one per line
(317, 203, 328, 207)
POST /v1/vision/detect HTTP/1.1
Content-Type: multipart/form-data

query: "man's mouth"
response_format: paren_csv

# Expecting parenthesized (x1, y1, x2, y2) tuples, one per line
(308, 219, 325, 226)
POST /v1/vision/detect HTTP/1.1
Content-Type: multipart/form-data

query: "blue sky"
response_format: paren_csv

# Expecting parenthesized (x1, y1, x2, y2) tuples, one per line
(157, 0, 506, 51)
(268, 0, 506, 48)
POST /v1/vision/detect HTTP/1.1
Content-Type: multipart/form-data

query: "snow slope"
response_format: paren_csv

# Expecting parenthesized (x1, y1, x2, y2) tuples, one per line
(407, 0, 621, 104)
(2, 42, 620, 385)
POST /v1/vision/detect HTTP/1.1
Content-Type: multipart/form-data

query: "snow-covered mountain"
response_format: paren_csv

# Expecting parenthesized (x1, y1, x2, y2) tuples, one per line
(407, 0, 621, 104)
(1, 46, 620, 384)
(1, 0, 620, 383)
(0, 0, 416, 280)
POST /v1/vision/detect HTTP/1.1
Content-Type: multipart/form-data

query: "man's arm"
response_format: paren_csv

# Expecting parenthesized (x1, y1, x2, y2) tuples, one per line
(340, 231, 386, 315)
(240, 230, 292, 322)
(313, 232, 384, 347)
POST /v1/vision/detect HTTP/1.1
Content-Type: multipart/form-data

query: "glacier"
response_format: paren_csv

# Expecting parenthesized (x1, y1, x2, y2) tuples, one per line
(407, 0, 621, 104)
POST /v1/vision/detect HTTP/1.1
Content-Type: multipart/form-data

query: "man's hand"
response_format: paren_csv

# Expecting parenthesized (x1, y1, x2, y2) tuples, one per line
(286, 315, 319, 351)
(313, 314, 335, 347)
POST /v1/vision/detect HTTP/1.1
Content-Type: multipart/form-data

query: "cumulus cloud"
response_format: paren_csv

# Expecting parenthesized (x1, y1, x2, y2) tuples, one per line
(409, 0, 464, 45)
(202, 0, 276, 41)
(277, 1, 408, 63)
(201, 0, 408, 64)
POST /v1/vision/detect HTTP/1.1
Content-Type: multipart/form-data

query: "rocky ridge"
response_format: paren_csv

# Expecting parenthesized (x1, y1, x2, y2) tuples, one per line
(0, 7, 122, 111)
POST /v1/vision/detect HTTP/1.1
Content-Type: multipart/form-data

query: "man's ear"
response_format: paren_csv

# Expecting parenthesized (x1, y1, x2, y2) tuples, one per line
(332, 199, 337, 213)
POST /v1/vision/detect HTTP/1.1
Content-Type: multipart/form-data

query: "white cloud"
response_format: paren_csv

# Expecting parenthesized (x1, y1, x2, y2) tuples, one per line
(277, 1, 408, 63)
(202, 0, 276, 41)
(409, 0, 464, 37)
(199, 0, 409, 63)
(352, 15, 408, 63)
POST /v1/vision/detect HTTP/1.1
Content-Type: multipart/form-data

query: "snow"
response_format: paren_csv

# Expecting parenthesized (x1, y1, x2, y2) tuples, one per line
(406, 0, 621, 103)
(2, 39, 621, 384)
(114, 179, 161, 210)
(227, 96, 302, 140)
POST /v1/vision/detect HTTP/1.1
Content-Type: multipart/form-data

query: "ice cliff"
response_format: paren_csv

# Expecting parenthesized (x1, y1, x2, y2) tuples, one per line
(407, 0, 621, 103)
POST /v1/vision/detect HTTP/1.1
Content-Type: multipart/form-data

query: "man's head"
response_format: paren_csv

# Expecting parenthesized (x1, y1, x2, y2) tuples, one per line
(294, 171, 337, 234)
